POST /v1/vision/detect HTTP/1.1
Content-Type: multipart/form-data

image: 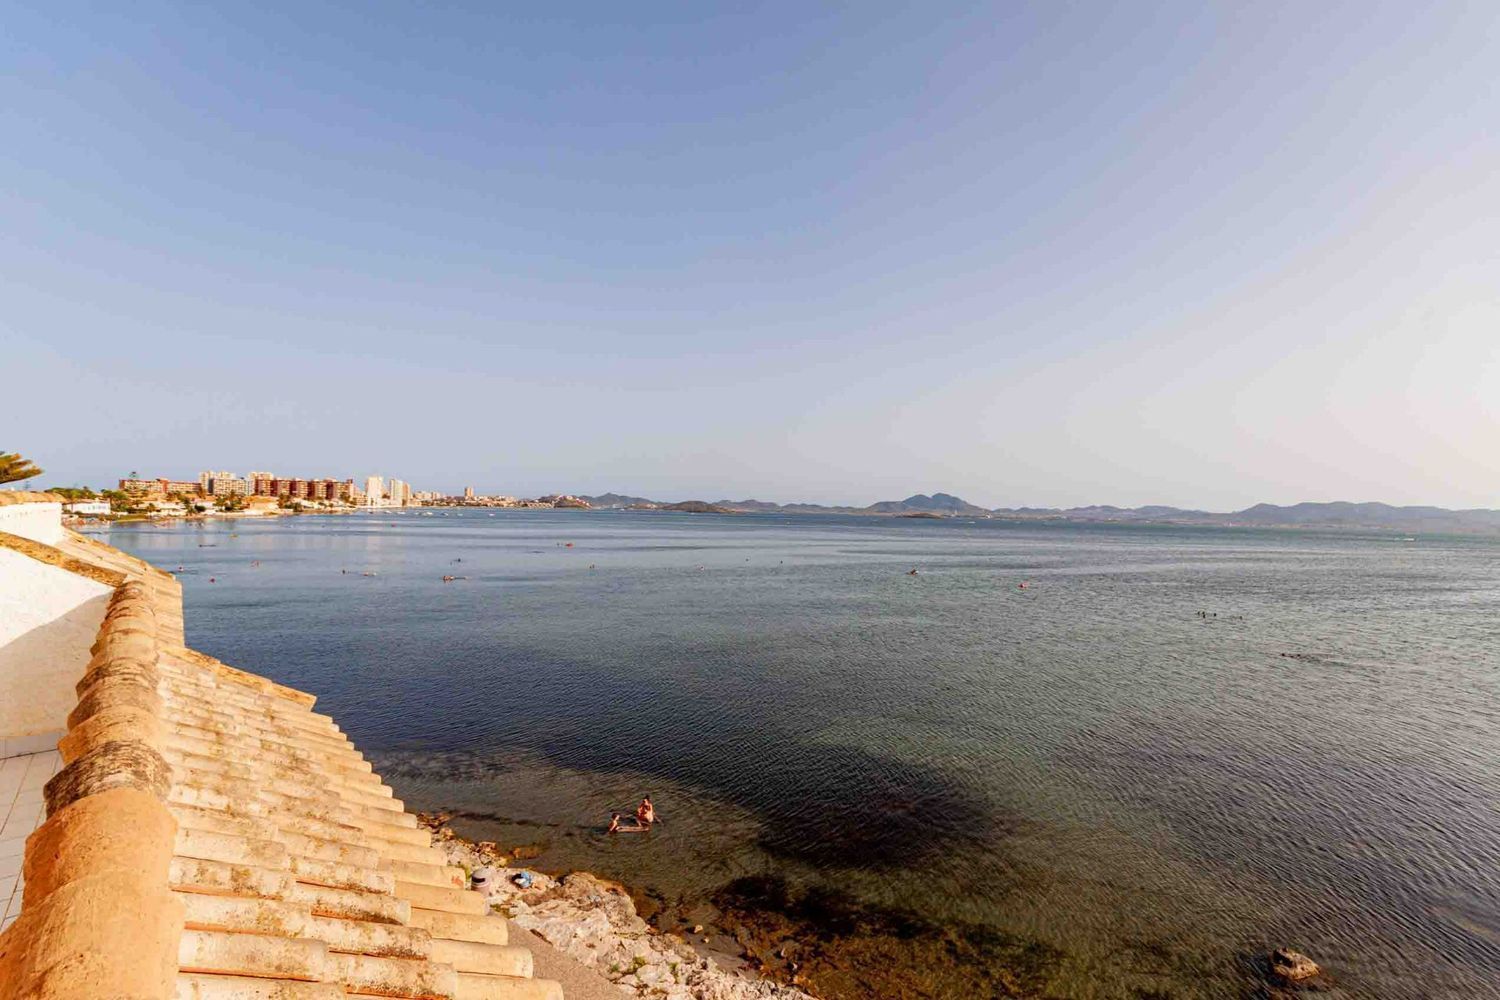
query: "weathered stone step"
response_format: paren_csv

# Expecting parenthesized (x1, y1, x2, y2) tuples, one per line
(178, 928, 328, 982)
(178, 892, 312, 937)
(159, 677, 336, 732)
(326, 951, 458, 999)
(379, 857, 468, 889)
(176, 827, 289, 870)
(396, 881, 488, 916)
(454, 974, 563, 1000)
(361, 834, 450, 867)
(288, 881, 411, 925)
(350, 813, 428, 843)
(288, 853, 396, 894)
(429, 938, 531, 977)
(159, 698, 346, 741)
(165, 727, 375, 775)
(407, 910, 508, 947)
(264, 808, 368, 846)
(171, 856, 294, 900)
(169, 802, 278, 841)
(278, 829, 382, 869)
(159, 690, 348, 741)
(306, 913, 432, 961)
(166, 718, 366, 768)
(175, 972, 346, 999)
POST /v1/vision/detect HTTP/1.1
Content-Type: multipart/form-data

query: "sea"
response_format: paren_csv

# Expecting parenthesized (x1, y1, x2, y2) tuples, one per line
(105, 509, 1500, 998)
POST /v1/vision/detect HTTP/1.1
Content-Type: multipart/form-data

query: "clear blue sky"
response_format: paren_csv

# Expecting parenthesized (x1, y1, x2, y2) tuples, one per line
(5, 2, 1497, 508)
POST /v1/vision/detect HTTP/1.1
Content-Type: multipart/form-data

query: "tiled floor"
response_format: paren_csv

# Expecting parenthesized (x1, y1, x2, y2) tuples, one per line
(1, 749, 60, 932)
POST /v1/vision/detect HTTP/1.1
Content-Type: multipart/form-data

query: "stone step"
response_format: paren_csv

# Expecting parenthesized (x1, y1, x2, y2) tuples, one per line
(350, 814, 428, 843)
(169, 803, 278, 841)
(277, 829, 383, 869)
(161, 702, 339, 742)
(175, 972, 346, 999)
(288, 854, 396, 894)
(171, 856, 295, 901)
(407, 910, 508, 947)
(454, 974, 563, 1000)
(325, 951, 458, 999)
(162, 740, 375, 785)
(288, 881, 411, 925)
(379, 858, 468, 889)
(361, 834, 450, 867)
(306, 913, 432, 961)
(429, 939, 532, 977)
(165, 728, 375, 776)
(264, 808, 368, 846)
(162, 684, 340, 736)
(161, 697, 349, 744)
(178, 928, 329, 982)
(178, 892, 313, 938)
(176, 774, 400, 832)
(396, 882, 488, 917)
(166, 719, 365, 768)
(176, 827, 290, 870)
(337, 783, 405, 812)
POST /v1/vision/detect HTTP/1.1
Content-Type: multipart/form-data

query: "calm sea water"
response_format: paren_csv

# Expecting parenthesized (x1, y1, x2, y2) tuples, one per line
(107, 511, 1500, 997)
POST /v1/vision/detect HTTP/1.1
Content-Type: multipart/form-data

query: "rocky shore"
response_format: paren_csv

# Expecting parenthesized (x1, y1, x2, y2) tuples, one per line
(419, 812, 1333, 999)
(419, 814, 816, 1000)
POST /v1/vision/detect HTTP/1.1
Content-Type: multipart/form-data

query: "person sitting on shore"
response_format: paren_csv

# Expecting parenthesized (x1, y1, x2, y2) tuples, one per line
(635, 796, 656, 826)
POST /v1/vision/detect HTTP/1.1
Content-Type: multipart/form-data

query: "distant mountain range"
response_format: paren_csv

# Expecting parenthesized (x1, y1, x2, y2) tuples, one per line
(577, 493, 1500, 534)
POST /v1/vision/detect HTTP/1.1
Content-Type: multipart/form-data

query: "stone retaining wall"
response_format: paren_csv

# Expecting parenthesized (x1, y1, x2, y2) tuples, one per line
(0, 501, 563, 999)
(0, 579, 185, 998)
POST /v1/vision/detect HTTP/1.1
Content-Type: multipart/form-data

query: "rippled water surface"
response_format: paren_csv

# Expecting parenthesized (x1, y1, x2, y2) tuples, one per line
(108, 511, 1500, 997)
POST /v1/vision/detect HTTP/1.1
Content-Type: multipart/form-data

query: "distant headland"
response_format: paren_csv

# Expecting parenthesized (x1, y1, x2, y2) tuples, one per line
(583, 492, 1500, 535)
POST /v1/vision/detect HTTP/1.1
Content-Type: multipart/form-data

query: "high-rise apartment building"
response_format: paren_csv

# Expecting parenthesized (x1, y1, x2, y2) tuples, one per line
(365, 476, 384, 506)
(158, 480, 200, 497)
(199, 470, 236, 492)
(463, 486, 475, 500)
(205, 474, 248, 498)
(388, 479, 410, 507)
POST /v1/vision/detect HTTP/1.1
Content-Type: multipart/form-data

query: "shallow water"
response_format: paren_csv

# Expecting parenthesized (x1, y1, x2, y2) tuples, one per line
(108, 510, 1500, 997)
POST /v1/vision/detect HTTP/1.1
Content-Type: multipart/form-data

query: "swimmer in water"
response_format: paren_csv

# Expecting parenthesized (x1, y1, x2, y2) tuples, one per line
(607, 812, 643, 834)
(635, 796, 656, 826)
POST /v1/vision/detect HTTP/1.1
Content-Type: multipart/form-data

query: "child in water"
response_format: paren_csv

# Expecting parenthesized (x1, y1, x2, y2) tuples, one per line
(607, 811, 645, 834)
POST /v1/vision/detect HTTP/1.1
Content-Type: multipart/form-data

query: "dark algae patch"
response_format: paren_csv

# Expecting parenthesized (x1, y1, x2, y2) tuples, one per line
(710, 875, 1063, 999)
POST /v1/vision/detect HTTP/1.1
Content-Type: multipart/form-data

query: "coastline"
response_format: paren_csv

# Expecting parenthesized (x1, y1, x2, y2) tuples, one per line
(420, 813, 1081, 1000)
(419, 812, 816, 1000)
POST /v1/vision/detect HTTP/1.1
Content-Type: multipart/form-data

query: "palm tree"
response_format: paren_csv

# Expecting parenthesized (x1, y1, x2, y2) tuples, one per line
(0, 451, 44, 486)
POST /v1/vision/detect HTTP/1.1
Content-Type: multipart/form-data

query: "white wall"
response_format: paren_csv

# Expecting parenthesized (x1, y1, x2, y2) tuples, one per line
(0, 500, 66, 546)
(0, 503, 111, 750)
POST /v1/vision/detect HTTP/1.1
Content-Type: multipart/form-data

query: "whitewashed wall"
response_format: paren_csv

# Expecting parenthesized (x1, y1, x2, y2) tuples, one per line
(0, 500, 66, 546)
(0, 502, 109, 750)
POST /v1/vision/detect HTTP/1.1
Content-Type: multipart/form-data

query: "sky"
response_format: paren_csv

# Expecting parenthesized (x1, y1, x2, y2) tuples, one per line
(4, 2, 1498, 509)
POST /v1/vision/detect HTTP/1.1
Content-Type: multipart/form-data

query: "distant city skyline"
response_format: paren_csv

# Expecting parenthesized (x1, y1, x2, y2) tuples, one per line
(6, 4, 1498, 509)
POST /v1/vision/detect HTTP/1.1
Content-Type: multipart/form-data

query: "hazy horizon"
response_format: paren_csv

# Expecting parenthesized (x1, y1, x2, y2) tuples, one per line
(6, 3, 1498, 509)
